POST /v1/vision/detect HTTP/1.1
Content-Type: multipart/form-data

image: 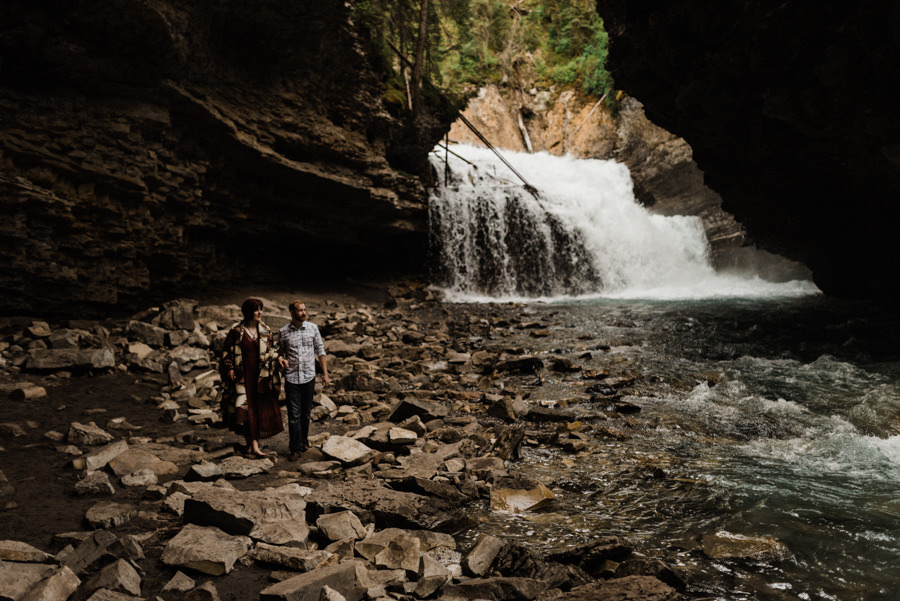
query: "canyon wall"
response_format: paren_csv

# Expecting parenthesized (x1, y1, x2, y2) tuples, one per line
(595, 0, 900, 297)
(0, 0, 452, 315)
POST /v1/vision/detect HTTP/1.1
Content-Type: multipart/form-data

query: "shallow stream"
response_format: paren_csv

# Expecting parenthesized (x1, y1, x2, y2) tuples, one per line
(447, 296, 900, 601)
(429, 144, 900, 600)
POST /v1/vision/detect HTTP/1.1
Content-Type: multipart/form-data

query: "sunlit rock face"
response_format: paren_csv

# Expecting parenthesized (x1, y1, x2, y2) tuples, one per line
(596, 0, 900, 297)
(0, 1, 451, 314)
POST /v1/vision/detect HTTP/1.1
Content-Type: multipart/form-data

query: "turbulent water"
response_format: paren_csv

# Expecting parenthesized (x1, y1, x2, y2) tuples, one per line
(428, 144, 818, 301)
(428, 145, 900, 600)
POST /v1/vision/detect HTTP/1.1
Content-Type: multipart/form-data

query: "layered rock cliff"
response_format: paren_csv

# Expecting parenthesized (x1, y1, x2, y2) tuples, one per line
(0, 0, 453, 314)
(595, 0, 900, 297)
(448, 85, 809, 280)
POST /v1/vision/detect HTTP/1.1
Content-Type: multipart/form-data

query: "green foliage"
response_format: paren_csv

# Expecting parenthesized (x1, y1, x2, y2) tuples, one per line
(349, 0, 613, 111)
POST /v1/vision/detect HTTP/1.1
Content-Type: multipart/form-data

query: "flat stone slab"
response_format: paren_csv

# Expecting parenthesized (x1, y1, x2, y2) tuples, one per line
(701, 530, 790, 561)
(85, 502, 137, 529)
(306, 479, 458, 531)
(490, 479, 555, 513)
(183, 483, 308, 536)
(0, 560, 56, 599)
(259, 560, 368, 601)
(0, 539, 55, 562)
(160, 524, 251, 575)
(250, 543, 337, 572)
(108, 448, 178, 478)
(321, 436, 377, 466)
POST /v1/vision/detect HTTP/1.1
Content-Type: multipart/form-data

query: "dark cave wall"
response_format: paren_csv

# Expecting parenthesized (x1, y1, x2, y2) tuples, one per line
(596, 0, 900, 297)
(0, 0, 451, 314)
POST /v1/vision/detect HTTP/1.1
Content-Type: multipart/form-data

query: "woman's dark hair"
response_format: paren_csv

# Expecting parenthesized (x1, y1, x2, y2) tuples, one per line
(240, 297, 264, 320)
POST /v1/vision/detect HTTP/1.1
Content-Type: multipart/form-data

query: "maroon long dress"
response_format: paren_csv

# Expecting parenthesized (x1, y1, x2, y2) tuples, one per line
(235, 330, 283, 440)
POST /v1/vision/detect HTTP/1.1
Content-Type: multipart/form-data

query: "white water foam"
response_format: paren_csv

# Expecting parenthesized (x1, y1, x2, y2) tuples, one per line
(429, 144, 820, 301)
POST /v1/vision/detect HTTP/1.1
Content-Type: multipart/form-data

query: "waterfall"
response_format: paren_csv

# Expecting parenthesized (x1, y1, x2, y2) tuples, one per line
(428, 144, 819, 301)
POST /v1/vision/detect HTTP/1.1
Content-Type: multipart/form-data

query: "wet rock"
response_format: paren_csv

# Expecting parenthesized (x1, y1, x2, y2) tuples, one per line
(463, 534, 505, 577)
(85, 558, 142, 596)
(495, 356, 544, 374)
(441, 576, 548, 601)
(539, 575, 680, 601)
(549, 357, 581, 372)
(465, 456, 507, 480)
(701, 530, 790, 561)
(525, 406, 577, 423)
(491, 425, 525, 460)
(546, 536, 633, 577)
(490, 477, 555, 513)
(250, 543, 337, 572)
(160, 524, 251, 576)
(486, 397, 528, 422)
(615, 559, 687, 592)
(67, 422, 115, 446)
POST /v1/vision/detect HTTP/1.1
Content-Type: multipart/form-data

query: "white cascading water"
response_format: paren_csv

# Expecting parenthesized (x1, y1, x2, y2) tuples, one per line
(428, 144, 819, 301)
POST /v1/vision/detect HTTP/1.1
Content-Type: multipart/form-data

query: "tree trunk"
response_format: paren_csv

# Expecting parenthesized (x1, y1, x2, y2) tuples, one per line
(410, 0, 429, 114)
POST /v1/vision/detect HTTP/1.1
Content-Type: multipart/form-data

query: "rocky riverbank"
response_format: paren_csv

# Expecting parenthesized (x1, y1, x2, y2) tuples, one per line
(0, 282, 767, 601)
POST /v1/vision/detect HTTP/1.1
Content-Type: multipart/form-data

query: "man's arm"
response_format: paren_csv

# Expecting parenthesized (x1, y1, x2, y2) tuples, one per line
(318, 353, 330, 386)
(314, 326, 329, 386)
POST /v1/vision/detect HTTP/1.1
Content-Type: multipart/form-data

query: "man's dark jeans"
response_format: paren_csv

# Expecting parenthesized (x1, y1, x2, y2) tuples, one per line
(285, 380, 315, 453)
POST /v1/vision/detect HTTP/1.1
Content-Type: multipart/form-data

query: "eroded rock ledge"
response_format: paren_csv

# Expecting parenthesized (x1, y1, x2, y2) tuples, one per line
(0, 1, 452, 315)
(596, 0, 900, 297)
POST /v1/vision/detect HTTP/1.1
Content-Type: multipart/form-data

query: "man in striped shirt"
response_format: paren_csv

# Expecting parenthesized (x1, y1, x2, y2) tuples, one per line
(278, 300, 330, 460)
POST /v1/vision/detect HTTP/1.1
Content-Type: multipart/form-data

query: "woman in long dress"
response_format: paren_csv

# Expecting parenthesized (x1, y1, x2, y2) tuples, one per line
(221, 297, 283, 457)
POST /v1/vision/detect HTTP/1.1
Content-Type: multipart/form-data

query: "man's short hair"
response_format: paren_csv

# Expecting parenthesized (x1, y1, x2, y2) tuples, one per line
(288, 300, 305, 312)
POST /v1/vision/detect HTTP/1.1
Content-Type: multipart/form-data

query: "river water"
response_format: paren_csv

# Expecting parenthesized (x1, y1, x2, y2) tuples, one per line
(428, 145, 900, 600)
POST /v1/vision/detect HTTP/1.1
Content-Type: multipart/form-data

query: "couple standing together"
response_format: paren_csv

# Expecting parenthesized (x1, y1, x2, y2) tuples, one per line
(221, 298, 330, 462)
